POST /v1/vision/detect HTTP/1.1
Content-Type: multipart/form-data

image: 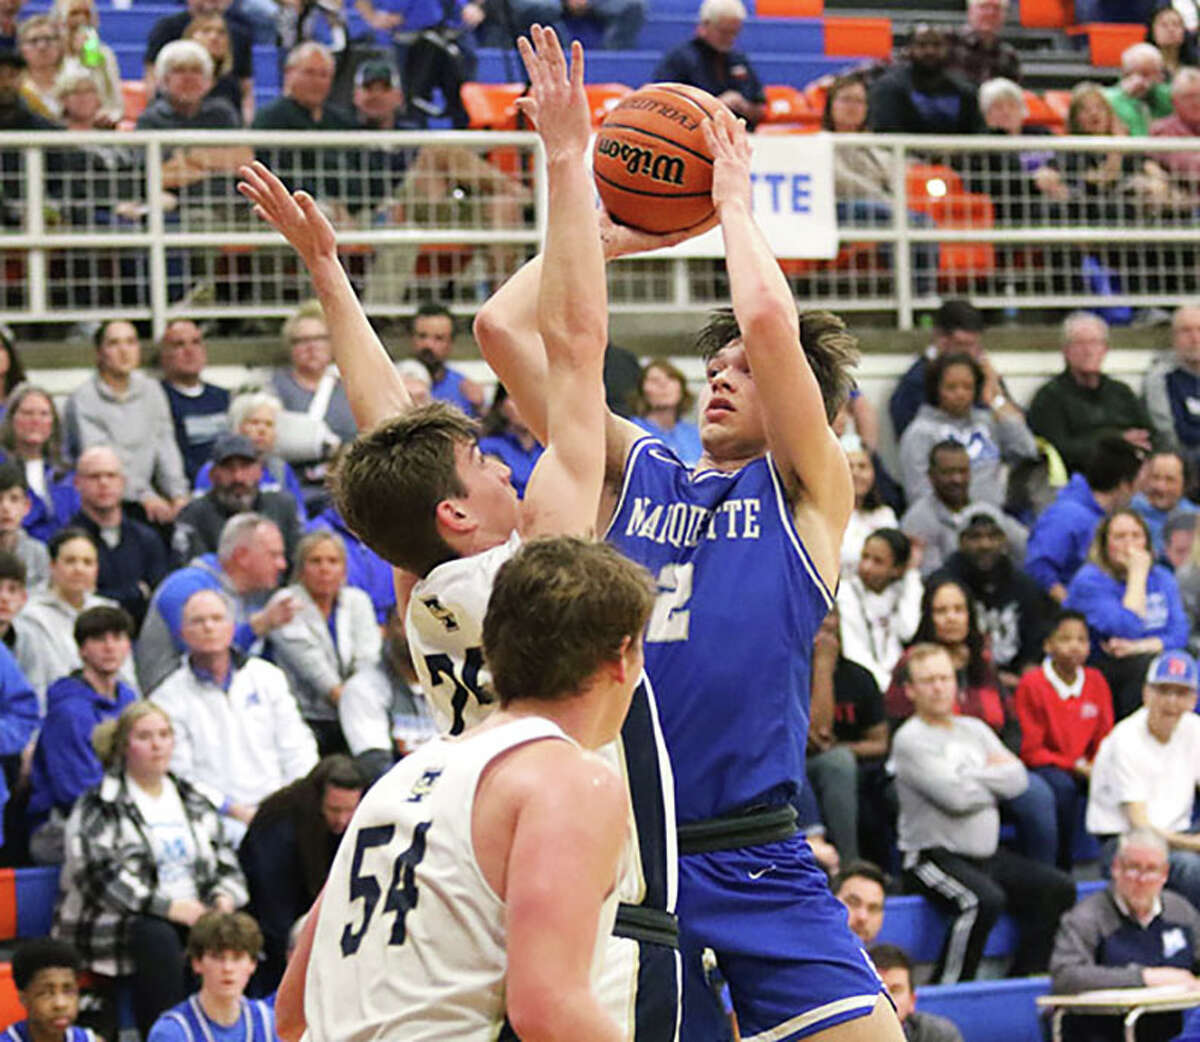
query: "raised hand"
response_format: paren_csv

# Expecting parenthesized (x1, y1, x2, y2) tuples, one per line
(515, 25, 590, 161)
(237, 160, 337, 269)
(599, 207, 719, 259)
(702, 105, 752, 213)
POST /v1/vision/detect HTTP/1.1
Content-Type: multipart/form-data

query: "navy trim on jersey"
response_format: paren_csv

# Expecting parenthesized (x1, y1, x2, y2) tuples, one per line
(634, 938, 683, 1042)
(764, 452, 834, 611)
(621, 678, 670, 912)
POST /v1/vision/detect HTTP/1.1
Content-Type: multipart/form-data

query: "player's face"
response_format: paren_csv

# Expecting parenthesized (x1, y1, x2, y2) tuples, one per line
(1044, 618, 1089, 673)
(192, 948, 257, 1003)
(20, 967, 79, 1037)
(879, 966, 915, 1023)
(451, 440, 519, 540)
(699, 341, 767, 461)
(836, 876, 885, 944)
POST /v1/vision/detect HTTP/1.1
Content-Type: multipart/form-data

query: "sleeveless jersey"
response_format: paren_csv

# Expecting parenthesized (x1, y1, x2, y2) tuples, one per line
(305, 718, 618, 1042)
(606, 437, 835, 824)
(4, 1025, 97, 1042)
(151, 996, 274, 1042)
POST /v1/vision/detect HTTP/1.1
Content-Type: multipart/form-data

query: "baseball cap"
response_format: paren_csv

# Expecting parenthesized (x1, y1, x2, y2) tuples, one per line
(211, 433, 260, 464)
(1145, 650, 1199, 691)
(355, 60, 399, 89)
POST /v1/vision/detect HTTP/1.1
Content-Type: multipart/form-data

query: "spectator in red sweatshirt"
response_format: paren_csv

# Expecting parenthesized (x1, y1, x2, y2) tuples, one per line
(1015, 608, 1115, 869)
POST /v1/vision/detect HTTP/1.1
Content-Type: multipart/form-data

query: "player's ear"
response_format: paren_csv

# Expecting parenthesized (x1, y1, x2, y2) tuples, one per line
(434, 497, 474, 535)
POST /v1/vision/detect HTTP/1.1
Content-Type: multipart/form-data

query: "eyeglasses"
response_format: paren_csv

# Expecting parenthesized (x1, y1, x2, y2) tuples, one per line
(1117, 862, 1167, 879)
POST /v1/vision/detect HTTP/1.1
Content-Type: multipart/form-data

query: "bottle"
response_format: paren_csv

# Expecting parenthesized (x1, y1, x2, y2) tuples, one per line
(79, 27, 103, 68)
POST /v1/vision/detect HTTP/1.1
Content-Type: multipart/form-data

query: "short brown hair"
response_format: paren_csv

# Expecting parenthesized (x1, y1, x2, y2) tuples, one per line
(187, 911, 263, 961)
(482, 537, 655, 706)
(693, 307, 858, 422)
(331, 402, 478, 576)
(903, 642, 953, 683)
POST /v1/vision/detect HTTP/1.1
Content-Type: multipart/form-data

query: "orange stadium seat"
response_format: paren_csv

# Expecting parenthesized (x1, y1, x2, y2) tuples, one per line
(0, 965, 22, 1028)
(803, 81, 827, 118)
(906, 163, 964, 203)
(1023, 89, 1063, 131)
(460, 82, 522, 130)
(823, 16, 892, 59)
(754, 0, 823, 17)
(1067, 22, 1146, 66)
(584, 83, 631, 126)
(120, 80, 147, 129)
(1043, 89, 1072, 124)
(1019, 0, 1072, 27)
(762, 84, 815, 124)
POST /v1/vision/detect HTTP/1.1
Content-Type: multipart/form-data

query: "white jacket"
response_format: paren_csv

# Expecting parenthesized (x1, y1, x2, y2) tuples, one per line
(152, 653, 318, 808)
(836, 570, 924, 691)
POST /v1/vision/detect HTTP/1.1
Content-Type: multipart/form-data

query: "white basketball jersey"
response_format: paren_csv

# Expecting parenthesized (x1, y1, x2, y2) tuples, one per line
(306, 717, 619, 1042)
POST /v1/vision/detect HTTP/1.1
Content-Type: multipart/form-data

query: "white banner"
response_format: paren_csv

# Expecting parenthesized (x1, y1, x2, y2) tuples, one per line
(634, 131, 838, 261)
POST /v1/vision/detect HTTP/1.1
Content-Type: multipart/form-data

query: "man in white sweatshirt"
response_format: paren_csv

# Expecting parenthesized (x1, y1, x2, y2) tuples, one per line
(890, 643, 1075, 984)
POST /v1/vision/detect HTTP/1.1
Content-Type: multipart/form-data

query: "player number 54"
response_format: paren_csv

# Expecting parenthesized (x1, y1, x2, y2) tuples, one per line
(340, 821, 431, 956)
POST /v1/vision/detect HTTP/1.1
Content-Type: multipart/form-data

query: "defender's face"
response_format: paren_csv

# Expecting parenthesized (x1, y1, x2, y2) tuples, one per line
(698, 341, 767, 461)
(453, 440, 519, 537)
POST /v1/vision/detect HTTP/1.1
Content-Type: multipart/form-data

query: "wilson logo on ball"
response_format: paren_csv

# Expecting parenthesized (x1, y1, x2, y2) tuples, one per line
(595, 137, 686, 185)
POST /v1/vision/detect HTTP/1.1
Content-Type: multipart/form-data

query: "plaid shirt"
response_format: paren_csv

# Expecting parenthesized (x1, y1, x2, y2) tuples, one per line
(53, 772, 247, 976)
(947, 28, 1021, 85)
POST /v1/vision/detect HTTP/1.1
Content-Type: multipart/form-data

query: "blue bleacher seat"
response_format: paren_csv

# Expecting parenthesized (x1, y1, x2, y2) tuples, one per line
(917, 976, 1050, 1042)
(15, 866, 60, 939)
(634, 14, 824, 54)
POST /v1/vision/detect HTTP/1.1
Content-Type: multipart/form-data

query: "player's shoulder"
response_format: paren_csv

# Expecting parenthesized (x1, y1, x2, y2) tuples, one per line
(486, 734, 620, 813)
(409, 533, 522, 634)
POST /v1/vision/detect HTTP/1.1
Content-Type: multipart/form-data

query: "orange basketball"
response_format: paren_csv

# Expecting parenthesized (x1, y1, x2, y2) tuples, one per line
(593, 82, 718, 234)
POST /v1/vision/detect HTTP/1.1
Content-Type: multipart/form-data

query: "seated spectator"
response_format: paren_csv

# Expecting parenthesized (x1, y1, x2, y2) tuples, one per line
(18, 16, 65, 121)
(838, 528, 923, 692)
(630, 361, 700, 469)
(1014, 609, 1115, 870)
(410, 304, 482, 416)
(182, 14, 249, 126)
(0, 552, 37, 682)
(0, 50, 58, 140)
(0, 461, 49, 588)
(869, 24, 985, 136)
(1162, 510, 1198, 572)
(869, 944, 965, 1042)
(499, 0, 643, 50)
(833, 860, 887, 946)
(840, 435, 899, 579)
(151, 589, 318, 837)
(898, 351, 1038, 509)
(1065, 508, 1188, 719)
(1051, 828, 1200, 1042)
(933, 510, 1048, 687)
(54, 0, 121, 126)
(54, 701, 248, 1039)
(157, 320, 231, 486)
(809, 608, 892, 866)
(27, 605, 137, 858)
(650, 0, 766, 128)
(144, 0, 253, 117)
(1087, 650, 1200, 910)
(0, 632, 36, 852)
(948, 0, 1020, 86)
(1147, 5, 1196, 81)
(1106, 43, 1173, 137)
(306, 502, 396, 624)
(8, 938, 98, 1042)
(145, 912, 271, 1042)
(1026, 437, 1143, 603)
(70, 447, 170, 630)
(173, 434, 302, 567)
(0, 327, 26, 414)
(1150, 66, 1200, 184)
(18, 528, 128, 701)
(237, 756, 365, 992)
(337, 608, 435, 783)
(0, 385, 79, 543)
(270, 301, 355, 516)
(0, 0, 19, 51)
(1131, 451, 1199, 556)
(195, 391, 305, 517)
(900, 441, 1028, 577)
(891, 643, 1075, 983)
(476, 386, 542, 499)
(268, 531, 381, 755)
(1144, 305, 1200, 475)
(64, 321, 191, 529)
(1029, 313, 1157, 476)
(137, 513, 297, 694)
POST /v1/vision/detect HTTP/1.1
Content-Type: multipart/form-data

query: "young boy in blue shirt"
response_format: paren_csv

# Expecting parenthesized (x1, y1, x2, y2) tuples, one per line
(4, 939, 98, 1042)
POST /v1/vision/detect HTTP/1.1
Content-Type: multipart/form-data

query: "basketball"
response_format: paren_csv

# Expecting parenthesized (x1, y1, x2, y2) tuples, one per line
(593, 82, 718, 234)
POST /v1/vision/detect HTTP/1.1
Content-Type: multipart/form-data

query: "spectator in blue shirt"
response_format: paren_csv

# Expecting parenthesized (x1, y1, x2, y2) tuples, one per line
(478, 385, 542, 498)
(632, 360, 702, 467)
(1130, 451, 1199, 558)
(0, 639, 39, 852)
(411, 303, 483, 417)
(651, 0, 766, 128)
(0, 385, 80, 544)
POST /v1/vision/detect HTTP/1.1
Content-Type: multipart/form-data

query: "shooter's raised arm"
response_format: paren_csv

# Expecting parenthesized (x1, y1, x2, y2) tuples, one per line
(237, 162, 411, 430)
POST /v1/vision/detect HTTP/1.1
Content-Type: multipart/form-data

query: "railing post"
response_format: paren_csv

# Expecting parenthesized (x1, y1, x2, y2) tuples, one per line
(890, 138, 913, 331)
(24, 146, 46, 319)
(144, 139, 168, 341)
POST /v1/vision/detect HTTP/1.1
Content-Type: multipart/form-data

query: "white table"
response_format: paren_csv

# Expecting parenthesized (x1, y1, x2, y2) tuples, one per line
(1037, 985, 1200, 1042)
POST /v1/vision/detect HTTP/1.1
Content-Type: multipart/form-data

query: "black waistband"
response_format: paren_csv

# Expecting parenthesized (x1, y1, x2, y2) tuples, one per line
(676, 804, 799, 855)
(613, 903, 680, 948)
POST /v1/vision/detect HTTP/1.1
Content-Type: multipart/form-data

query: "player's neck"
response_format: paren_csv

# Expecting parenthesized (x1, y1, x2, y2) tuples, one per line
(28, 1019, 68, 1042)
(497, 697, 614, 751)
(197, 989, 243, 1027)
(695, 449, 759, 475)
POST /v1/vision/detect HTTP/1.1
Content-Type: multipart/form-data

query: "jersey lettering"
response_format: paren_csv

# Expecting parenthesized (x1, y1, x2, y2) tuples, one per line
(646, 563, 693, 643)
(423, 647, 491, 735)
(421, 596, 459, 632)
(339, 822, 432, 956)
(624, 495, 762, 548)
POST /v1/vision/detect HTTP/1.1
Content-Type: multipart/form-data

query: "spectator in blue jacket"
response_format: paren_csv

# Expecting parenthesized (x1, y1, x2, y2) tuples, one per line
(1066, 508, 1189, 721)
(1026, 436, 1144, 603)
(306, 504, 395, 624)
(0, 385, 80, 544)
(1129, 450, 1199, 558)
(27, 605, 137, 854)
(0, 639, 40, 853)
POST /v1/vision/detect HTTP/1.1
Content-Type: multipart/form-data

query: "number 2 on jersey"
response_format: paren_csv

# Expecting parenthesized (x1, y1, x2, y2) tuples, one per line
(646, 563, 693, 643)
(340, 821, 431, 956)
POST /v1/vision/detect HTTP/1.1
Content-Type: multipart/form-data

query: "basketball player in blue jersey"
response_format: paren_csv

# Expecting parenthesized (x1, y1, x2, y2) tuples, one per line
(238, 28, 686, 1041)
(472, 109, 904, 1041)
(5, 940, 98, 1042)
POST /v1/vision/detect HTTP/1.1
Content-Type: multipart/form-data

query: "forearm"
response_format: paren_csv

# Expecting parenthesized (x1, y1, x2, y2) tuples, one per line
(510, 990, 622, 1042)
(719, 198, 798, 350)
(1122, 572, 1149, 616)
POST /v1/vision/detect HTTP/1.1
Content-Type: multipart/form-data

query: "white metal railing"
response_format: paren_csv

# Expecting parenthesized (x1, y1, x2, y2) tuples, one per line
(5, 129, 1200, 332)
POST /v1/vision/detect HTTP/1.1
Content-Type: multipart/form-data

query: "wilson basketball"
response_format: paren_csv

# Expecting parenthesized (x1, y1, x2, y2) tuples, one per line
(593, 82, 718, 234)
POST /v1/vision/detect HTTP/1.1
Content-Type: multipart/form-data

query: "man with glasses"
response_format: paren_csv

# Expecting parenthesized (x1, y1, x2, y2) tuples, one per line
(1050, 828, 1200, 1042)
(1088, 650, 1200, 911)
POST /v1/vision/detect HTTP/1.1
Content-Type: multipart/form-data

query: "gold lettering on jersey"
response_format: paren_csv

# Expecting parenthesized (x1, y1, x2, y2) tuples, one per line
(407, 768, 443, 802)
(624, 496, 764, 547)
(421, 596, 459, 632)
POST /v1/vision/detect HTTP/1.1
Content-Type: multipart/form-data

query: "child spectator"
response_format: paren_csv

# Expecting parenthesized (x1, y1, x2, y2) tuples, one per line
(145, 912, 272, 1042)
(838, 528, 923, 691)
(1014, 609, 1115, 869)
(5, 938, 98, 1042)
(0, 462, 48, 589)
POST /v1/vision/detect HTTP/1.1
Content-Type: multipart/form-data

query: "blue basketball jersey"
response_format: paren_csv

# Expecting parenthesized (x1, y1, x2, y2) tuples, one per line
(606, 437, 834, 824)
